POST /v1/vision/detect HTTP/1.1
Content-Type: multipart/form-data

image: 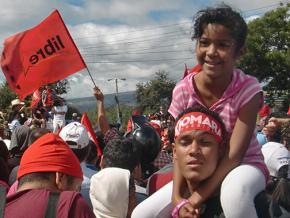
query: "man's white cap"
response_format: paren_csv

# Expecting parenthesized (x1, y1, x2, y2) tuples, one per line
(262, 142, 290, 178)
(59, 122, 89, 149)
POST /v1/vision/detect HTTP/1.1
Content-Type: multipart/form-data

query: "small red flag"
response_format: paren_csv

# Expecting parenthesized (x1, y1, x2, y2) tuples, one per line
(30, 89, 42, 108)
(182, 63, 189, 79)
(189, 64, 202, 74)
(0, 10, 86, 100)
(183, 64, 202, 79)
(81, 112, 102, 157)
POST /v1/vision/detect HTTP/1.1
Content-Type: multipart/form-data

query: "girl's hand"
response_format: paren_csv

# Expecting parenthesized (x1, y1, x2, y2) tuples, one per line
(179, 203, 200, 218)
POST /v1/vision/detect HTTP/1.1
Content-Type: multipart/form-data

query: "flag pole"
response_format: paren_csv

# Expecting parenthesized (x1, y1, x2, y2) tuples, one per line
(86, 67, 97, 88)
(56, 10, 97, 89)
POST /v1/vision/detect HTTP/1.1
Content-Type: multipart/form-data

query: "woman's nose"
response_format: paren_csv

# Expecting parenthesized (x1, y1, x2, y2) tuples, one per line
(206, 43, 218, 56)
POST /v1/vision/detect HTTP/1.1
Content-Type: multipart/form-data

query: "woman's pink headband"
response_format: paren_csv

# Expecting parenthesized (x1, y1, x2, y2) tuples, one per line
(175, 112, 222, 142)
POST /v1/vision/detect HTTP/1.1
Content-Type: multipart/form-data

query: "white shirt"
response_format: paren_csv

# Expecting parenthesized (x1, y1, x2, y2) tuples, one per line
(53, 105, 67, 121)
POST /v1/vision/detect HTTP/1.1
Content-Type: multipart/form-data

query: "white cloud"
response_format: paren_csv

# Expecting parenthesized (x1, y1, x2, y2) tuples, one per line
(0, 0, 283, 99)
(246, 15, 260, 22)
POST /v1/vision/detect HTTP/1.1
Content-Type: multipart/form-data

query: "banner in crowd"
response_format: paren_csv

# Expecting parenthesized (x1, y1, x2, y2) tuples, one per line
(0, 10, 86, 100)
(183, 64, 202, 79)
(81, 112, 102, 157)
(30, 89, 42, 108)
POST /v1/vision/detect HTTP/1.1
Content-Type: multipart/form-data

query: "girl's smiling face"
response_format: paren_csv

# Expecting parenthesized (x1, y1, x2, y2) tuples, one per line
(196, 23, 244, 80)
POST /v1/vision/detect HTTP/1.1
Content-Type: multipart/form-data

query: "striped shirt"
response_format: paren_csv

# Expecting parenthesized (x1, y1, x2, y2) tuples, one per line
(169, 69, 268, 178)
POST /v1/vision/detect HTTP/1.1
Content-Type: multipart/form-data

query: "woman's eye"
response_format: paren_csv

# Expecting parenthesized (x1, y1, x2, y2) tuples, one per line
(218, 42, 232, 49)
(199, 40, 209, 47)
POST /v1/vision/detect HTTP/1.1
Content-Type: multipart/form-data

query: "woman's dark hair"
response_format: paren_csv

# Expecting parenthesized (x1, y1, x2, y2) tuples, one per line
(192, 4, 247, 51)
(8, 111, 20, 123)
(167, 124, 175, 144)
(265, 112, 289, 143)
(272, 165, 290, 211)
(0, 140, 9, 183)
(53, 97, 65, 106)
(28, 128, 51, 145)
(281, 122, 290, 148)
(95, 131, 105, 151)
(68, 141, 90, 163)
(175, 105, 228, 147)
(32, 107, 46, 120)
(103, 138, 140, 173)
(86, 140, 98, 163)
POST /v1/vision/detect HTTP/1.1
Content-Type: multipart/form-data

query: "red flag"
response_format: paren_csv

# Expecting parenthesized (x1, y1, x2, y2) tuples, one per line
(42, 87, 54, 107)
(182, 63, 189, 79)
(1, 10, 86, 100)
(81, 112, 102, 157)
(189, 64, 202, 74)
(30, 89, 42, 108)
(182, 64, 202, 79)
(258, 104, 270, 118)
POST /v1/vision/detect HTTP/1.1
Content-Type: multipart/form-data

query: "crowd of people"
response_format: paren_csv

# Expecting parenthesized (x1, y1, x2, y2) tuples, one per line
(0, 4, 289, 218)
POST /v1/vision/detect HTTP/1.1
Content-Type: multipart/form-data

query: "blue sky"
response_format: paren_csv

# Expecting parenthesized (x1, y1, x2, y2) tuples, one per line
(0, 0, 286, 99)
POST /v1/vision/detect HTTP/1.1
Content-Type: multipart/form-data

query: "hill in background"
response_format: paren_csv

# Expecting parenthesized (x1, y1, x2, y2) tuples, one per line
(66, 91, 137, 113)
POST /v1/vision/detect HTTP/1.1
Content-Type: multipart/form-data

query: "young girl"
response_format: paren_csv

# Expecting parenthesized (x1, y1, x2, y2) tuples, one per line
(169, 5, 268, 218)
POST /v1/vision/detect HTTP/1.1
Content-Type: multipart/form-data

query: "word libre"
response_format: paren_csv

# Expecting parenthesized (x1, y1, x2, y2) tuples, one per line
(29, 35, 65, 65)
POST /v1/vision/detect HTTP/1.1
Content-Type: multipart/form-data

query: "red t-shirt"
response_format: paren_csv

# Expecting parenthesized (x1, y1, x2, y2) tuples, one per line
(5, 189, 95, 218)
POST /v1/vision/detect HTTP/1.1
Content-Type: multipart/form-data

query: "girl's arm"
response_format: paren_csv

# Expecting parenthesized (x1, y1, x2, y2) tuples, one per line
(172, 161, 187, 205)
(188, 92, 262, 207)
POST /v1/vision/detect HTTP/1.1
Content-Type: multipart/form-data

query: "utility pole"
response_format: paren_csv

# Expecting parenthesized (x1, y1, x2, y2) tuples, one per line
(107, 78, 126, 125)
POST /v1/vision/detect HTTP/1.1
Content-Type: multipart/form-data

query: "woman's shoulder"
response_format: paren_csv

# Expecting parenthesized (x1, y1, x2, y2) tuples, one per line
(174, 73, 195, 92)
(233, 69, 260, 85)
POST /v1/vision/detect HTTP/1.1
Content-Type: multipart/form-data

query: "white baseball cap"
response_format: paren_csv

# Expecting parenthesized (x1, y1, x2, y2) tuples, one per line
(59, 122, 89, 149)
(262, 142, 290, 178)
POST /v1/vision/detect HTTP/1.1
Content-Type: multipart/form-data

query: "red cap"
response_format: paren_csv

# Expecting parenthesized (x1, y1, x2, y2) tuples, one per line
(17, 133, 83, 180)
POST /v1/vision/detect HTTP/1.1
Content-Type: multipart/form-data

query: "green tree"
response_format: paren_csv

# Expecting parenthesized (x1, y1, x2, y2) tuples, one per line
(0, 82, 17, 110)
(105, 104, 134, 132)
(50, 79, 70, 95)
(87, 104, 134, 133)
(0, 78, 70, 110)
(136, 70, 176, 113)
(238, 3, 290, 95)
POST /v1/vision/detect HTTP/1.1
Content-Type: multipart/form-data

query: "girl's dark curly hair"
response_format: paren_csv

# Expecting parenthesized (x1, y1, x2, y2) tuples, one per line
(192, 4, 247, 51)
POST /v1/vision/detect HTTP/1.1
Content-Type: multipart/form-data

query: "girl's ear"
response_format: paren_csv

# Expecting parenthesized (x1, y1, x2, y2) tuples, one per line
(236, 46, 246, 59)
